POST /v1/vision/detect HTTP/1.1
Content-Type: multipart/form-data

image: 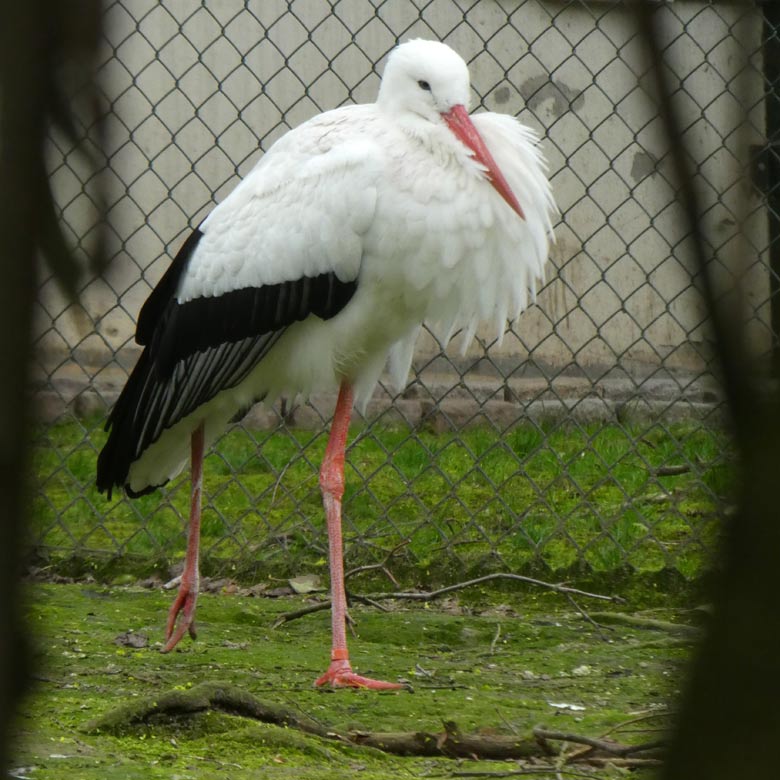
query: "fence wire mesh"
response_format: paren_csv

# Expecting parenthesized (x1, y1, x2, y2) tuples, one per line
(33, 0, 768, 585)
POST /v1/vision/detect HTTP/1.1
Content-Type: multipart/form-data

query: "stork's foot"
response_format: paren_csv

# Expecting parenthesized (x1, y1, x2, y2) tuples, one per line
(314, 658, 404, 690)
(161, 582, 198, 653)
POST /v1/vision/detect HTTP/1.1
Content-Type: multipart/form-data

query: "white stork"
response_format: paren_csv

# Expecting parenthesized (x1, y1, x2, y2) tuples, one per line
(97, 39, 556, 689)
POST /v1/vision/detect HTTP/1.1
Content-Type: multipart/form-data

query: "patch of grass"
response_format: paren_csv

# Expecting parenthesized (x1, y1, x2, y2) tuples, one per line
(30, 415, 732, 585)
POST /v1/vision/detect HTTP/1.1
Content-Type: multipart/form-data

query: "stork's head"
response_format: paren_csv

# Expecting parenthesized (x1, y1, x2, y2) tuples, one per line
(378, 39, 472, 120)
(378, 39, 525, 220)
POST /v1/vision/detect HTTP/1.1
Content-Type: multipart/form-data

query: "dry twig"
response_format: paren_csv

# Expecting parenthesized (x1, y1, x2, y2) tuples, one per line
(489, 623, 502, 655)
(533, 727, 665, 765)
(274, 571, 625, 628)
(368, 573, 625, 604)
(344, 539, 409, 586)
(587, 611, 699, 637)
(564, 593, 613, 642)
(564, 708, 672, 762)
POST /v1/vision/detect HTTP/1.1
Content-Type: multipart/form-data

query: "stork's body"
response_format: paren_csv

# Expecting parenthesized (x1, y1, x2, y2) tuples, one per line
(97, 39, 556, 688)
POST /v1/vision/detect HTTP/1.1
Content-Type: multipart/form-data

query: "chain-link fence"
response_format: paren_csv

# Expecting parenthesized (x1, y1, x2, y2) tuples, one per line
(32, 0, 768, 585)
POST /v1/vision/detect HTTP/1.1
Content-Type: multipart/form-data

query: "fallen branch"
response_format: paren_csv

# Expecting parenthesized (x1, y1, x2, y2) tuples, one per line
(274, 572, 625, 628)
(350, 720, 548, 759)
(272, 600, 329, 627)
(564, 593, 613, 642)
(565, 707, 673, 762)
(344, 539, 409, 586)
(533, 726, 666, 771)
(534, 727, 664, 758)
(587, 611, 700, 637)
(272, 540, 407, 628)
(83, 682, 552, 760)
(366, 573, 626, 604)
(271, 593, 387, 629)
(84, 681, 665, 766)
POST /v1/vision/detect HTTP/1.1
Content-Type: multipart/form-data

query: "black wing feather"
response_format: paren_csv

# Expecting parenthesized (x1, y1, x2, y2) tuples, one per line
(136, 227, 204, 346)
(97, 227, 358, 499)
(151, 272, 356, 377)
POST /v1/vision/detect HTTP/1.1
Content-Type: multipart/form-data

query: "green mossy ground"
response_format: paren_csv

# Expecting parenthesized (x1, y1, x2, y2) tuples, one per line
(11, 583, 694, 779)
(21, 417, 724, 775)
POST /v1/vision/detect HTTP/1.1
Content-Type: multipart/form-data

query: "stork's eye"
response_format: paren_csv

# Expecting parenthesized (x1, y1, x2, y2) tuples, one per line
(417, 80, 431, 91)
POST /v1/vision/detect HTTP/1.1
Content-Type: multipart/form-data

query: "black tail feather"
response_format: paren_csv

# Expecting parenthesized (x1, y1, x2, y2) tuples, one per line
(96, 348, 155, 497)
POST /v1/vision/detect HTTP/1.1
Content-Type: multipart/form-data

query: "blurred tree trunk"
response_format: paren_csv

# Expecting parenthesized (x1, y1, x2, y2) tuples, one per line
(0, 4, 47, 770)
(661, 427, 780, 778)
(0, 1, 102, 771)
(636, 2, 780, 777)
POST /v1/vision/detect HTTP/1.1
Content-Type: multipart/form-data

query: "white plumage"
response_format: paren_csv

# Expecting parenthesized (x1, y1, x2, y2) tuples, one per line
(97, 39, 556, 684)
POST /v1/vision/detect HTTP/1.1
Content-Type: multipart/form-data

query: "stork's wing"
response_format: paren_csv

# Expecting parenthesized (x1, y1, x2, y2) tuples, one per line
(176, 106, 382, 302)
(97, 108, 383, 497)
(97, 237, 357, 498)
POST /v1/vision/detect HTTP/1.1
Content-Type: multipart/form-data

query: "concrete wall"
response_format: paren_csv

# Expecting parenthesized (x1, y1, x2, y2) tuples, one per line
(39, 0, 769, 403)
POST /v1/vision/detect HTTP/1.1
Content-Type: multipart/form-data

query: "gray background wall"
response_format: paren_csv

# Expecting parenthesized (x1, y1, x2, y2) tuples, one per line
(39, 0, 769, 413)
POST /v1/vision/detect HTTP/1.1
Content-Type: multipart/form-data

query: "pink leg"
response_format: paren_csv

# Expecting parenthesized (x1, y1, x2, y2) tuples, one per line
(161, 421, 204, 653)
(314, 382, 402, 690)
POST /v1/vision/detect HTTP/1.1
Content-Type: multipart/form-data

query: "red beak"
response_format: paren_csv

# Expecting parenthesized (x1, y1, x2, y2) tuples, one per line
(442, 104, 525, 221)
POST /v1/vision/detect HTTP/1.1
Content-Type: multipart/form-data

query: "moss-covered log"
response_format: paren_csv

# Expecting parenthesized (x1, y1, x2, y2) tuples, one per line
(84, 682, 548, 760)
(85, 681, 327, 737)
